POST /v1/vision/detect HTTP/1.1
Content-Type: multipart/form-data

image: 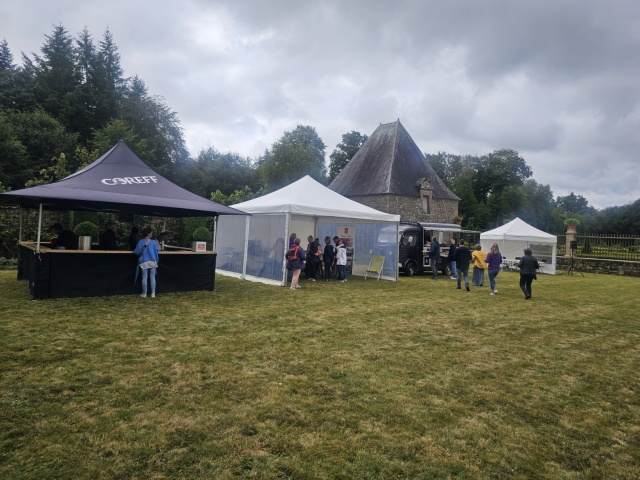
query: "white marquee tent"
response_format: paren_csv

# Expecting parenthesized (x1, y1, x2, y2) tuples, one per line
(216, 176, 401, 285)
(480, 217, 557, 274)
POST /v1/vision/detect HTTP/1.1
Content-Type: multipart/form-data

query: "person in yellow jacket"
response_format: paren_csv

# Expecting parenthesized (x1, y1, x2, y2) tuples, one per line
(471, 244, 488, 286)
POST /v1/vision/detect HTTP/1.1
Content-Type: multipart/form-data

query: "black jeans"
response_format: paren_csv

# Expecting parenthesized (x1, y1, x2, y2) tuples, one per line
(307, 261, 318, 279)
(520, 274, 535, 298)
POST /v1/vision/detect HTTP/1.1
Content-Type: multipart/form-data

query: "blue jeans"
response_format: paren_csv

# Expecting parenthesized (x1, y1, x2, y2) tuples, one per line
(488, 269, 500, 291)
(449, 260, 456, 277)
(141, 267, 156, 295)
(337, 264, 346, 281)
(457, 267, 469, 288)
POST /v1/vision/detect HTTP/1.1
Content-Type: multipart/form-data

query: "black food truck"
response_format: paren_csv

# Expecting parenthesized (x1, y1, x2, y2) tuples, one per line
(376, 222, 480, 276)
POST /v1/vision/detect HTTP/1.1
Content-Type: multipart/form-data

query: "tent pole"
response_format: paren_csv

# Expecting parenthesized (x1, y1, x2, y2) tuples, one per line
(242, 215, 250, 278)
(212, 215, 218, 251)
(19, 209, 23, 243)
(283, 212, 291, 286)
(395, 221, 400, 282)
(36, 203, 43, 253)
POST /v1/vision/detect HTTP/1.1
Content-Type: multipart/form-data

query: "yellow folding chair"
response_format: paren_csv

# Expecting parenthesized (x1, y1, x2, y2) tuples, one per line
(364, 255, 385, 281)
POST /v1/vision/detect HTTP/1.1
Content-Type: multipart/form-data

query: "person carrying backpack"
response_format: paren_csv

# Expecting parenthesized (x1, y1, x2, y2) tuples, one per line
(286, 237, 306, 290)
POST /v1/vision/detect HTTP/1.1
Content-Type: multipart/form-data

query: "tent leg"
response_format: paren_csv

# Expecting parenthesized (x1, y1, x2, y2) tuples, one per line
(19, 209, 23, 243)
(212, 215, 218, 252)
(36, 203, 43, 253)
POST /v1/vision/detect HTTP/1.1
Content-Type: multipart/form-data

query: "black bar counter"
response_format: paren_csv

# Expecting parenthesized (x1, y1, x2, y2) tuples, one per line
(17, 243, 216, 299)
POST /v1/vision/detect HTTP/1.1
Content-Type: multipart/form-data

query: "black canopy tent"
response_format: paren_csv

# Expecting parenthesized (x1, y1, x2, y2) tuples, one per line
(0, 141, 247, 298)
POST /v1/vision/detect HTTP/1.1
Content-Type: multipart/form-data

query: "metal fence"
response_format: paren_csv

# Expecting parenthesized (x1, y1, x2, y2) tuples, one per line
(554, 233, 640, 261)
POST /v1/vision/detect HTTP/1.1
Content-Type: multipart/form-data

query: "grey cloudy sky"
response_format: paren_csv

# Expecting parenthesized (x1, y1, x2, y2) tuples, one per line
(2, 0, 639, 208)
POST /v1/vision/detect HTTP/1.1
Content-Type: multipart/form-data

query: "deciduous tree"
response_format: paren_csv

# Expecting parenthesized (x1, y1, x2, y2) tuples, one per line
(259, 125, 326, 190)
(328, 130, 367, 181)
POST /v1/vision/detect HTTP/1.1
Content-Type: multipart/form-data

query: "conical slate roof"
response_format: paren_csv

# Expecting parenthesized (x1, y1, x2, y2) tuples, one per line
(0, 140, 245, 217)
(329, 120, 459, 200)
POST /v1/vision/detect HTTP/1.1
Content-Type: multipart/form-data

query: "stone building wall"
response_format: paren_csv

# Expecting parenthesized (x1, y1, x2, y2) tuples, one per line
(350, 194, 459, 223)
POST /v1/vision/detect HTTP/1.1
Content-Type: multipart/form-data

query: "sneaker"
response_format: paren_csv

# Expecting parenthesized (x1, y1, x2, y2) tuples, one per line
(450, 276, 457, 280)
(494, 289, 498, 294)
(140, 293, 147, 298)
(151, 293, 155, 298)
(290, 287, 296, 290)
(309, 278, 316, 282)
(490, 291, 495, 295)
(466, 286, 470, 291)
(457, 286, 461, 289)
(295, 285, 302, 289)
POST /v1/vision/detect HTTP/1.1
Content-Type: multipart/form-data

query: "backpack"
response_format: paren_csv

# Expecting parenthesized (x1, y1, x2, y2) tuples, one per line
(286, 246, 299, 260)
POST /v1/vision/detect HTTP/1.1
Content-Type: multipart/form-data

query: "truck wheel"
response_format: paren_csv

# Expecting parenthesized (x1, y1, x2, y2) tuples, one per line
(405, 261, 417, 277)
(443, 264, 451, 276)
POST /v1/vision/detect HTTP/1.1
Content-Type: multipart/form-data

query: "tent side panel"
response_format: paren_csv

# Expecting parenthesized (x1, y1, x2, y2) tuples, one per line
(318, 218, 398, 281)
(245, 214, 287, 283)
(216, 215, 247, 275)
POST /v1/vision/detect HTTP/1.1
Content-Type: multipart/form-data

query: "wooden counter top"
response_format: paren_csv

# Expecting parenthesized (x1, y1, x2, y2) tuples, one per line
(19, 242, 215, 254)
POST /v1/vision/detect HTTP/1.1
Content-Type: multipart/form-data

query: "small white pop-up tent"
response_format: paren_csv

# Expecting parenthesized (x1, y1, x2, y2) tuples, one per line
(480, 217, 557, 274)
(216, 176, 401, 285)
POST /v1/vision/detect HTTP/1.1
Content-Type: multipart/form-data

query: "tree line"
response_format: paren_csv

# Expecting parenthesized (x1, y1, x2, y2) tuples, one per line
(1, 25, 638, 254)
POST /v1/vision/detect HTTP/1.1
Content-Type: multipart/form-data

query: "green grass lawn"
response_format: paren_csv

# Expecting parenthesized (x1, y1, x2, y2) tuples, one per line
(1, 269, 639, 479)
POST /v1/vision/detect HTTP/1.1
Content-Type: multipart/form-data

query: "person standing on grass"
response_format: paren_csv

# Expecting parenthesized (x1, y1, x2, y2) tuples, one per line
(287, 237, 306, 290)
(323, 236, 335, 282)
(447, 238, 457, 280)
(332, 236, 340, 278)
(485, 242, 503, 295)
(454, 239, 472, 291)
(428, 237, 440, 279)
(471, 244, 487, 286)
(518, 248, 540, 300)
(336, 238, 347, 282)
(135, 227, 159, 298)
(306, 235, 321, 281)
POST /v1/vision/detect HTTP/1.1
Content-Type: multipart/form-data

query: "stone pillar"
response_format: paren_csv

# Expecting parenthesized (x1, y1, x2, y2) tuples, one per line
(565, 225, 577, 257)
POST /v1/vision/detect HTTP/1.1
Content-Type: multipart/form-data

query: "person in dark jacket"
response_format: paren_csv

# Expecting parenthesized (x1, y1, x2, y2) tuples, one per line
(287, 237, 306, 290)
(454, 239, 472, 291)
(128, 226, 140, 250)
(447, 238, 457, 279)
(518, 248, 540, 300)
(428, 238, 440, 279)
(99, 222, 118, 250)
(49, 223, 78, 250)
(323, 236, 335, 282)
(305, 235, 321, 281)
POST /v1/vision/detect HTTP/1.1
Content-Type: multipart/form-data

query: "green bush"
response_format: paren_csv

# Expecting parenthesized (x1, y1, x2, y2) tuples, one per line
(74, 221, 99, 239)
(192, 227, 211, 242)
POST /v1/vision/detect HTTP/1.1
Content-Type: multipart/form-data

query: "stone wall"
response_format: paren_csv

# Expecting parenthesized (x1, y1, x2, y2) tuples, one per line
(349, 194, 458, 223)
(555, 256, 640, 277)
